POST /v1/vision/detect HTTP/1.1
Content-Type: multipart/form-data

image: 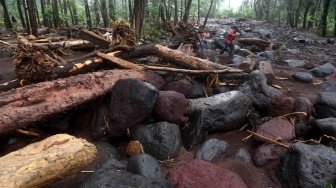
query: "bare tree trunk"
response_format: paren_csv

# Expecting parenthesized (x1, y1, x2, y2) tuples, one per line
(128, 0, 133, 23)
(109, 0, 116, 21)
(265, 0, 270, 21)
(23, 0, 31, 33)
(0, 0, 13, 28)
(40, 0, 48, 27)
(17, 0, 26, 28)
(35, 1, 41, 27)
(174, 0, 178, 24)
(27, 0, 38, 36)
(52, 0, 60, 28)
(132, 0, 146, 40)
(100, 0, 109, 27)
(182, 0, 192, 22)
(84, 0, 92, 28)
(320, 0, 331, 37)
(334, 0, 336, 36)
(294, 0, 303, 28)
(71, 0, 79, 25)
(197, 0, 200, 24)
(203, 0, 214, 27)
(94, 0, 100, 26)
(287, 0, 294, 27)
(63, 0, 69, 27)
(302, 1, 312, 30)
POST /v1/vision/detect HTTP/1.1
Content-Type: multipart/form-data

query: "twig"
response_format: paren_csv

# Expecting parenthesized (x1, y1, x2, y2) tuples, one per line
(277, 112, 307, 119)
(16, 129, 40, 137)
(144, 66, 243, 74)
(247, 130, 290, 149)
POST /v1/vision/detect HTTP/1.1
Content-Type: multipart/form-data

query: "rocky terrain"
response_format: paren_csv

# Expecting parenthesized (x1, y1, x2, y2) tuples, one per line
(0, 19, 335, 187)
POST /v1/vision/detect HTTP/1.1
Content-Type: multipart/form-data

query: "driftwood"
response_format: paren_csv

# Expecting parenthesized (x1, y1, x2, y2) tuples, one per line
(144, 65, 242, 74)
(79, 29, 110, 49)
(0, 69, 154, 134)
(0, 134, 97, 188)
(237, 38, 271, 48)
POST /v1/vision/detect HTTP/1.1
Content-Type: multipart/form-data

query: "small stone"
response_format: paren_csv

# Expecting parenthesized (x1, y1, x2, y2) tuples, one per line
(268, 94, 294, 117)
(292, 72, 314, 83)
(194, 138, 229, 162)
(234, 148, 252, 163)
(253, 144, 287, 166)
(256, 119, 295, 141)
(314, 92, 336, 118)
(126, 140, 144, 157)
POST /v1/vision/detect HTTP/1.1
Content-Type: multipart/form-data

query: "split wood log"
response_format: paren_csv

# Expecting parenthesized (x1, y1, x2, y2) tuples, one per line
(154, 44, 233, 70)
(79, 29, 110, 49)
(237, 38, 271, 48)
(0, 134, 97, 188)
(238, 58, 257, 73)
(257, 61, 275, 83)
(0, 69, 154, 134)
(144, 65, 242, 74)
(97, 52, 144, 71)
(33, 40, 94, 51)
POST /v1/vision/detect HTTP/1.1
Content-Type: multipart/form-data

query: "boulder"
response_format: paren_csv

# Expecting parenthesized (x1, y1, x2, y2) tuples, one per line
(167, 159, 247, 188)
(127, 154, 163, 179)
(293, 97, 313, 119)
(292, 72, 314, 83)
(238, 70, 281, 110)
(188, 82, 205, 99)
(295, 122, 312, 138)
(268, 94, 294, 117)
(183, 91, 252, 149)
(234, 148, 252, 163)
(321, 81, 336, 92)
(312, 118, 336, 137)
(310, 63, 336, 77)
(232, 55, 245, 65)
(256, 119, 295, 141)
(81, 159, 169, 188)
(154, 91, 188, 124)
(146, 72, 166, 90)
(253, 144, 287, 166)
(212, 85, 231, 94)
(133, 122, 182, 160)
(194, 138, 229, 162)
(314, 92, 336, 119)
(257, 51, 275, 61)
(164, 79, 192, 97)
(278, 143, 336, 188)
(108, 78, 158, 138)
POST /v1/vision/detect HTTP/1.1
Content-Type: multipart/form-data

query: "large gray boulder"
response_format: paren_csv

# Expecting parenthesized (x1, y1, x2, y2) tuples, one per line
(127, 154, 163, 179)
(238, 70, 281, 110)
(314, 92, 336, 119)
(194, 138, 229, 162)
(278, 143, 336, 188)
(133, 122, 182, 160)
(108, 78, 158, 138)
(310, 63, 336, 77)
(312, 118, 336, 137)
(183, 91, 252, 149)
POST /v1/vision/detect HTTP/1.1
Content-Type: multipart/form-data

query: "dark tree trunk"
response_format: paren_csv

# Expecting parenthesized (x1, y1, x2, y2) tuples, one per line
(303, 1, 312, 29)
(294, 0, 303, 28)
(27, 0, 38, 36)
(94, 0, 100, 26)
(265, 0, 270, 21)
(23, 0, 31, 33)
(17, 0, 26, 28)
(287, 0, 294, 27)
(334, 0, 336, 36)
(0, 0, 13, 28)
(109, 0, 116, 21)
(63, 0, 69, 27)
(182, 0, 192, 22)
(100, 0, 109, 27)
(174, 0, 178, 24)
(40, 0, 48, 27)
(71, 0, 79, 25)
(84, 0, 92, 28)
(128, 0, 133, 23)
(52, 0, 60, 28)
(203, 0, 214, 27)
(320, 0, 331, 37)
(132, 0, 146, 40)
(197, 0, 200, 23)
(35, 1, 41, 27)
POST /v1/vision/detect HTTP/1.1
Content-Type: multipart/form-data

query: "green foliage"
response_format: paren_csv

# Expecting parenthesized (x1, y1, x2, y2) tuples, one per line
(327, 183, 334, 188)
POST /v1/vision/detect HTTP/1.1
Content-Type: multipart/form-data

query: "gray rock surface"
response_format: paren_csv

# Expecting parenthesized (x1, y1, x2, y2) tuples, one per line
(194, 138, 229, 162)
(127, 154, 163, 179)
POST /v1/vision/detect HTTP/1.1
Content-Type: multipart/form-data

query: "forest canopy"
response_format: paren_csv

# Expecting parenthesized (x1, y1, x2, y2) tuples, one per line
(0, 0, 335, 38)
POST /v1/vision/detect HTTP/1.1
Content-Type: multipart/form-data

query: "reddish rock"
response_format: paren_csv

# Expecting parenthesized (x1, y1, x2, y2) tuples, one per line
(167, 159, 247, 188)
(145, 72, 165, 90)
(253, 144, 287, 166)
(293, 97, 313, 119)
(164, 79, 192, 97)
(154, 91, 188, 124)
(256, 119, 295, 141)
(268, 94, 294, 117)
(325, 72, 336, 84)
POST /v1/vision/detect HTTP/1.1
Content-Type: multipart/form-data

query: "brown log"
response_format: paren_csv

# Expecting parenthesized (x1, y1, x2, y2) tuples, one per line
(0, 134, 97, 188)
(0, 79, 21, 93)
(238, 58, 257, 73)
(33, 40, 94, 50)
(237, 38, 271, 48)
(154, 44, 230, 70)
(0, 69, 152, 134)
(79, 29, 110, 49)
(97, 52, 144, 71)
(257, 61, 275, 83)
(144, 65, 242, 74)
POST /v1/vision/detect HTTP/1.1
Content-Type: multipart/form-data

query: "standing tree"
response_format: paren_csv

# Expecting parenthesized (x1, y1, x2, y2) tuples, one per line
(109, 0, 116, 21)
(63, 0, 69, 27)
(84, 0, 92, 28)
(17, 0, 26, 28)
(93, 0, 101, 26)
(132, 0, 146, 40)
(320, 0, 332, 36)
(174, 0, 178, 24)
(302, 0, 313, 29)
(182, 0, 192, 22)
(52, 0, 60, 28)
(0, 0, 13, 28)
(26, 0, 38, 36)
(203, 0, 214, 27)
(100, 0, 109, 27)
(334, 0, 336, 36)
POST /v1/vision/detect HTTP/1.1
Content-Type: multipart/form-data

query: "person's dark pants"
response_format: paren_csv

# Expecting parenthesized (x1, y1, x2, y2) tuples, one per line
(214, 39, 234, 55)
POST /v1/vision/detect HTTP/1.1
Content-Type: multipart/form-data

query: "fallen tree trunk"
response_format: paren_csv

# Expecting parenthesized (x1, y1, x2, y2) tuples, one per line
(0, 69, 153, 134)
(33, 40, 94, 51)
(79, 29, 110, 49)
(0, 134, 97, 188)
(154, 44, 231, 70)
(97, 52, 144, 71)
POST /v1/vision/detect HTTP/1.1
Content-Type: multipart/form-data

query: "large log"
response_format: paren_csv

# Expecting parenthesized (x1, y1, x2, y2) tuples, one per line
(0, 69, 153, 134)
(97, 52, 144, 71)
(79, 29, 110, 49)
(154, 44, 230, 70)
(0, 134, 97, 188)
(33, 40, 94, 50)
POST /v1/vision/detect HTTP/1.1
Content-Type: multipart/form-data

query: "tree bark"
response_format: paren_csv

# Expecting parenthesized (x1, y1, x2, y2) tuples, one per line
(63, 0, 69, 27)
(0, 70, 153, 134)
(94, 0, 101, 26)
(17, 0, 26, 28)
(287, 0, 294, 27)
(182, 0, 192, 22)
(28, 0, 39, 36)
(334, 0, 336, 36)
(132, 0, 146, 40)
(320, 0, 331, 37)
(294, 0, 303, 28)
(100, 0, 109, 27)
(71, 0, 79, 25)
(97, 52, 144, 71)
(203, 0, 214, 27)
(0, 0, 13, 28)
(0, 134, 97, 188)
(79, 29, 110, 49)
(23, 0, 31, 33)
(109, 0, 116, 21)
(84, 0, 92, 28)
(302, 1, 312, 29)
(174, 0, 178, 24)
(52, 0, 60, 28)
